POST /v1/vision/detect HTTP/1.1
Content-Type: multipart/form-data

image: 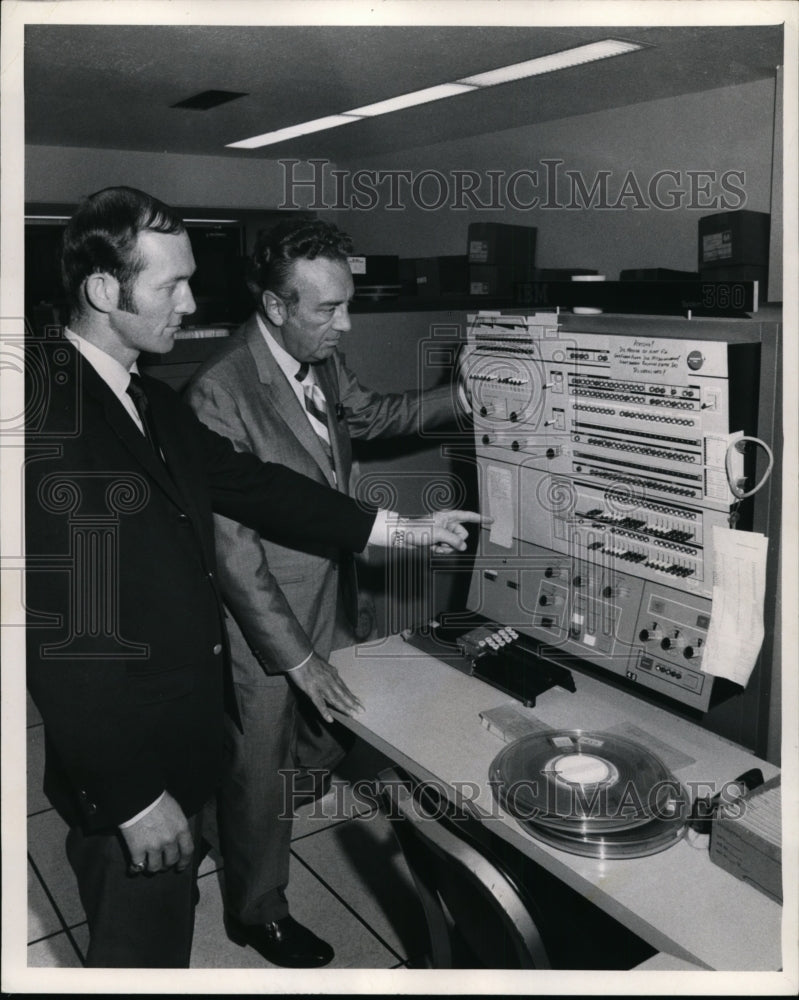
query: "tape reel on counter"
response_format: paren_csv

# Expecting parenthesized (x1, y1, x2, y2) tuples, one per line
(490, 730, 689, 859)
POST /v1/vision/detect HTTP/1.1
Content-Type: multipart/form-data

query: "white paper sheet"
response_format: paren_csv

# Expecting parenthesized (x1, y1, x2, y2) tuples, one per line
(487, 464, 514, 548)
(701, 527, 768, 685)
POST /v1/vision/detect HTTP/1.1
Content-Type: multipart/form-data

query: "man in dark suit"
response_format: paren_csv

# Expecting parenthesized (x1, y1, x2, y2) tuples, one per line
(25, 187, 480, 968)
(186, 219, 462, 967)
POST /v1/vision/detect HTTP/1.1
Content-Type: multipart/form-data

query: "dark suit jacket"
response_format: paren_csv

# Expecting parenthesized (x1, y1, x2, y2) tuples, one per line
(186, 314, 458, 676)
(25, 340, 375, 832)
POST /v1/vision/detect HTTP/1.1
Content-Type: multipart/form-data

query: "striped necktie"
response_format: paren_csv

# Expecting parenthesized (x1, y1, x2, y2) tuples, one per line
(295, 362, 336, 479)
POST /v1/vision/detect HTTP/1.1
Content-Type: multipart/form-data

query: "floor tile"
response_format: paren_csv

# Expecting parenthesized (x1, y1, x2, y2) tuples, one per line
(190, 870, 268, 969)
(27, 690, 42, 728)
(27, 810, 84, 928)
(286, 854, 401, 969)
(291, 811, 427, 964)
(291, 777, 375, 841)
(190, 855, 398, 969)
(27, 726, 50, 815)
(28, 861, 62, 942)
(27, 931, 83, 968)
(71, 922, 90, 960)
(198, 798, 224, 874)
(291, 737, 396, 841)
(198, 850, 222, 878)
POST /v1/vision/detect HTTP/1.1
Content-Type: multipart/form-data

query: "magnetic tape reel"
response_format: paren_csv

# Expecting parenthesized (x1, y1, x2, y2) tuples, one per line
(490, 730, 689, 858)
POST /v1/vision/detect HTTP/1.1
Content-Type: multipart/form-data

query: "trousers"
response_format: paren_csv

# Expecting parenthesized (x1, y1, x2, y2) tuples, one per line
(65, 812, 202, 967)
(217, 671, 351, 924)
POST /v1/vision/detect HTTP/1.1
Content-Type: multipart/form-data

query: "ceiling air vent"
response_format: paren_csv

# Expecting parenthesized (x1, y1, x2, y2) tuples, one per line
(171, 90, 248, 110)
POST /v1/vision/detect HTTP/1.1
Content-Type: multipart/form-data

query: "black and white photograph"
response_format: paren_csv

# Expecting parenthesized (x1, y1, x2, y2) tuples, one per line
(1, 0, 797, 994)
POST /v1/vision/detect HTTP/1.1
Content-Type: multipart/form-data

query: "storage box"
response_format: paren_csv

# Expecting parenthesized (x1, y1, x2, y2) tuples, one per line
(709, 774, 781, 903)
(698, 211, 770, 271)
(413, 255, 468, 298)
(347, 254, 400, 299)
(467, 222, 536, 296)
(467, 222, 537, 265)
(698, 264, 767, 287)
(469, 265, 508, 296)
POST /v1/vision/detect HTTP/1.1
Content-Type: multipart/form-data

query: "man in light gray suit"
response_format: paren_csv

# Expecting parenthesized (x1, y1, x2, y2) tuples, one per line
(186, 219, 458, 967)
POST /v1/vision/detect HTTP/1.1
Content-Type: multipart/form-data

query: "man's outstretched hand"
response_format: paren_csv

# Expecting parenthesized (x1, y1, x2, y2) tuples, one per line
(400, 511, 491, 553)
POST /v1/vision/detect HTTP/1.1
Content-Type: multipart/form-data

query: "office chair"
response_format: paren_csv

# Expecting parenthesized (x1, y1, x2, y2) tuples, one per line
(376, 767, 551, 969)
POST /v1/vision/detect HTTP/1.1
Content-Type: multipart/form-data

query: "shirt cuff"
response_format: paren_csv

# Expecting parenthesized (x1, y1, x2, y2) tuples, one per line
(119, 790, 166, 829)
(367, 510, 409, 548)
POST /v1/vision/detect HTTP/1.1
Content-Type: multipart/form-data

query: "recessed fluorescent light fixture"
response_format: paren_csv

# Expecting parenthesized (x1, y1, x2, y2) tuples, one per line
(227, 113, 362, 149)
(345, 82, 477, 118)
(458, 39, 644, 87)
(226, 38, 644, 149)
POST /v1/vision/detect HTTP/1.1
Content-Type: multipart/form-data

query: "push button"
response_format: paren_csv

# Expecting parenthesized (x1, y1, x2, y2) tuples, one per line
(213, 643, 223, 655)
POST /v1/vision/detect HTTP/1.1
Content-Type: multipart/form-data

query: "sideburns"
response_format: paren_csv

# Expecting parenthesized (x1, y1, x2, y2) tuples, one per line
(117, 280, 138, 315)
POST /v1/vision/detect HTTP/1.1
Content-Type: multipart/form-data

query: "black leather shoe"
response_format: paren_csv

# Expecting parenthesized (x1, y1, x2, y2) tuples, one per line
(225, 913, 334, 968)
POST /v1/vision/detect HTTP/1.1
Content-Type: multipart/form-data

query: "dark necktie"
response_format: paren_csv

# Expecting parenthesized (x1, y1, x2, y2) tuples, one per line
(294, 363, 335, 476)
(126, 372, 164, 459)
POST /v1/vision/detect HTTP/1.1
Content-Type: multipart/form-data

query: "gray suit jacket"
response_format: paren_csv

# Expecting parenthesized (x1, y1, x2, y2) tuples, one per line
(185, 314, 457, 681)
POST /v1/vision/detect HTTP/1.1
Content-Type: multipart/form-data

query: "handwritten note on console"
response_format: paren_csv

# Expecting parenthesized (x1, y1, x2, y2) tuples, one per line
(701, 527, 768, 685)
(612, 339, 681, 376)
(487, 465, 514, 548)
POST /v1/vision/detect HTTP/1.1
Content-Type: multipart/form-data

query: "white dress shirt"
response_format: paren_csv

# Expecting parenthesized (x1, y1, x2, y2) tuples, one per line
(64, 329, 146, 436)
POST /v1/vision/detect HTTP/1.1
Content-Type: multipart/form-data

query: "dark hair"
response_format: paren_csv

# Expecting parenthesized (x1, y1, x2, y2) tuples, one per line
(248, 218, 354, 306)
(61, 186, 186, 315)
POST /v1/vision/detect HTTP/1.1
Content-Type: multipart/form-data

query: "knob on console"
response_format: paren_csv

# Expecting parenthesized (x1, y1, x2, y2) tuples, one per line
(661, 631, 687, 652)
(639, 623, 663, 643)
